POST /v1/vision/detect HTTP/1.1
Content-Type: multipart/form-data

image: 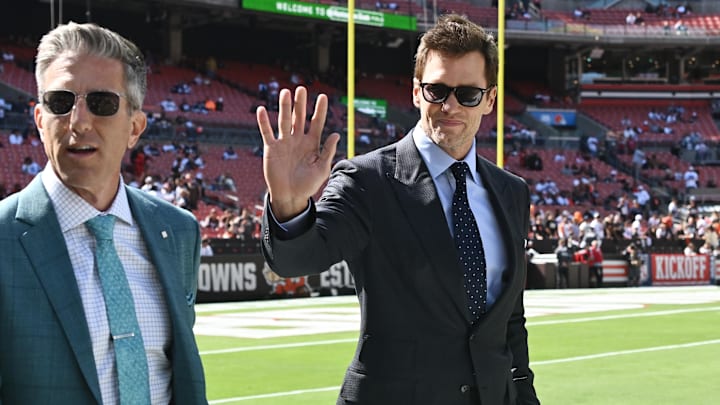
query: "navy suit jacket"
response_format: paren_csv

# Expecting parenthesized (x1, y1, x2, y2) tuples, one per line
(0, 176, 207, 404)
(262, 133, 540, 405)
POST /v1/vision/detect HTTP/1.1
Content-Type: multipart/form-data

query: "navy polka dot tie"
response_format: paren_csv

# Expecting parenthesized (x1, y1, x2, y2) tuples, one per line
(450, 162, 487, 321)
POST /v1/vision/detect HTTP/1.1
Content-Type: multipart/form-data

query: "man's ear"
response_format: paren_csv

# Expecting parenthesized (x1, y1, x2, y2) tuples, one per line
(34, 103, 44, 140)
(127, 109, 147, 149)
(412, 78, 421, 108)
(482, 86, 498, 115)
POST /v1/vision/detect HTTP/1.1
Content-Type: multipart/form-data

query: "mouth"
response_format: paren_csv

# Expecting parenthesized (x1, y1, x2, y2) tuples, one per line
(66, 145, 98, 156)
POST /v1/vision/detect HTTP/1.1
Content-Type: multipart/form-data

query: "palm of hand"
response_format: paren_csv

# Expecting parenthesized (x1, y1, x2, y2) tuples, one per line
(257, 86, 340, 219)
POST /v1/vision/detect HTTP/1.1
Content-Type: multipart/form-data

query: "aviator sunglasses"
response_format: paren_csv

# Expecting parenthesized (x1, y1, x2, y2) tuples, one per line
(41, 89, 126, 116)
(420, 83, 493, 107)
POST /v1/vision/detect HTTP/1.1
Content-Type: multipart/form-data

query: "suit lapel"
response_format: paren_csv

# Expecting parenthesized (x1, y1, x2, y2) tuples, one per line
(389, 135, 471, 322)
(126, 188, 186, 313)
(17, 177, 102, 404)
(475, 156, 521, 302)
(126, 189, 193, 380)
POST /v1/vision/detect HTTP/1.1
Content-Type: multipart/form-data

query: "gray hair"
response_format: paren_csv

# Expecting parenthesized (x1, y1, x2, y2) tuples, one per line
(35, 22, 146, 112)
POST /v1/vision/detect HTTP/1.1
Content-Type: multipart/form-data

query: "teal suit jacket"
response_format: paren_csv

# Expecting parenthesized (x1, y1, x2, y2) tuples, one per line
(0, 176, 207, 404)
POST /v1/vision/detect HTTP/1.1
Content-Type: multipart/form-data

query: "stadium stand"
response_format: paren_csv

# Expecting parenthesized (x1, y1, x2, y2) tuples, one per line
(1, 0, 720, 263)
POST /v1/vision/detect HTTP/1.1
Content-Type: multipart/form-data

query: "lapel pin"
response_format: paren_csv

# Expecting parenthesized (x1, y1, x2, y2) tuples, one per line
(161, 231, 168, 239)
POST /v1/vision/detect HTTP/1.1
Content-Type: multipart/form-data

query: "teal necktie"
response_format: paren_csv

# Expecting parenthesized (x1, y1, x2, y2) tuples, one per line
(86, 215, 151, 405)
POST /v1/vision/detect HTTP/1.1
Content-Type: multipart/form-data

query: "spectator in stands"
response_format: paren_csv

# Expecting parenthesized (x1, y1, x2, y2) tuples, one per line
(220, 221, 238, 239)
(130, 145, 148, 179)
(8, 130, 23, 145)
(683, 165, 699, 189)
(204, 98, 216, 112)
(179, 98, 190, 112)
(174, 187, 190, 211)
(555, 238, 573, 288)
(573, 7, 590, 19)
(143, 142, 161, 157)
(1, 49, 14, 63)
(1, 21, 206, 403)
(257, 81, 268, 103)
(159, 179, 176, 203)
(586, 134, 599, 157)
(267, 76, 279, 110)
(255, 14, 540, 404)
(674, 19, 688, 34)
(585, 239, 604, 287)
(201, 207, 220, 230)
(623, 243, 642, 287)
(683, 241, 697, 256)
(200, 237, 214, 256)
(222, 145, 238, 160)
(160, 97, 177, 112)
(180, 172, 201, 211)
(694, 141, 710, 162)
(215, 96, 224, 112)
(171, 81, 191, 94)
(140, 175, 158, 195)
(634, 185, 651, 212)
(215, 172, 237, 192)
(625, 12, 637, 25)
(21, 156, 41, 176)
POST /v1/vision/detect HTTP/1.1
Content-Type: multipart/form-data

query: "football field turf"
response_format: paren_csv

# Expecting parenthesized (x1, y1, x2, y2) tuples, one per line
(195, 286, 720, 404)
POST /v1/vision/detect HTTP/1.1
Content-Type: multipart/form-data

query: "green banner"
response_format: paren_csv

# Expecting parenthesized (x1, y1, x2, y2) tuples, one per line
(341, 96, 387, 119)
(243, 0, 416, 31)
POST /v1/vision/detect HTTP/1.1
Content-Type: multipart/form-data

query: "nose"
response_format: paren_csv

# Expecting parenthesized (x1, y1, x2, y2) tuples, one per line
(68, 96, 93, 134)
(441, 92, 461, 112)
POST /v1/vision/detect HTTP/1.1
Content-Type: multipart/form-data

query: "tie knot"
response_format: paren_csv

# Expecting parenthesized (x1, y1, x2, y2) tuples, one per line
(451, 161, 469, 184)
(85, 215, 116, 241)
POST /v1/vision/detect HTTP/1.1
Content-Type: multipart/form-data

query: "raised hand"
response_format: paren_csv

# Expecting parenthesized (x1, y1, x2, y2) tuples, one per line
(256, 86, 340, 221)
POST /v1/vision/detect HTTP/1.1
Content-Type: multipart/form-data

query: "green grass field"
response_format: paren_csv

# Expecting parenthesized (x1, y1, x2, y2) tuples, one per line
(195, 286, 720, 404)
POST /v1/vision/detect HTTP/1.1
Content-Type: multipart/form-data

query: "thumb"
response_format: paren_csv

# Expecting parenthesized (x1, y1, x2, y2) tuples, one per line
(320, 132, 341, 168)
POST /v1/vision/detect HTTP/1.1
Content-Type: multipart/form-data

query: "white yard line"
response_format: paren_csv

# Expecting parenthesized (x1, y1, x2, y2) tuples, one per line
(527, 306, 720, 326)
(208, 386, 340, 404)
(200, 338, 356, 355)
(531, 339, 720, 366)
(200, 306, 720, 355)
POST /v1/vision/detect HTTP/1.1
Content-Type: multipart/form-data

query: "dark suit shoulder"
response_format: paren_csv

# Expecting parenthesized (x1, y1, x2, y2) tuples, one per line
(333, 139, 400, 179)
(479, 155, 527, 187)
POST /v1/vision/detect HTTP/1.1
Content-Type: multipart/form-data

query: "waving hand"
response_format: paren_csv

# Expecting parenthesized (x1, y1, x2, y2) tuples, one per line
(256, 86, 340, 221)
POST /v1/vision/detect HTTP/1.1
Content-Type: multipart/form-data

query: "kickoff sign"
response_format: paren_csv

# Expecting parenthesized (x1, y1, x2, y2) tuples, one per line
(651, 254, 712, 286)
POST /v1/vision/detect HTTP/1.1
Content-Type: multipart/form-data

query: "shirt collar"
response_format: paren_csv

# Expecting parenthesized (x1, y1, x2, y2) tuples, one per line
(40, 164, 134, 232)
(411, 124, 479, 184)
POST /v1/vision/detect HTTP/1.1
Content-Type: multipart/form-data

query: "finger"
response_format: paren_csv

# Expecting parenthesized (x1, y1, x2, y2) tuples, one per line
(278, 88, 293, 139)
(292, 86, 308, 137)
(256, 106, 276, 146)
(320, 132, 341, 169)
(308, 93, 328, 142)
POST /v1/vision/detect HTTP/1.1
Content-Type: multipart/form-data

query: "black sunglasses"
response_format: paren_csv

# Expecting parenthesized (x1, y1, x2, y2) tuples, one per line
(41, 89, 126, 116)
(420, 83, 493, 107)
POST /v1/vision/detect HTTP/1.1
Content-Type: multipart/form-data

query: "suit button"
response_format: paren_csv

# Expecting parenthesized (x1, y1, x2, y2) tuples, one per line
(460, 384, 471, 394)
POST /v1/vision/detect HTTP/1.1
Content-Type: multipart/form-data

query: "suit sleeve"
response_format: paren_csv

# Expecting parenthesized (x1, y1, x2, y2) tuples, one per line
(508, 180, 541, 404)
(261, 159, 372, 277)
(188, 219, 201, 325)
